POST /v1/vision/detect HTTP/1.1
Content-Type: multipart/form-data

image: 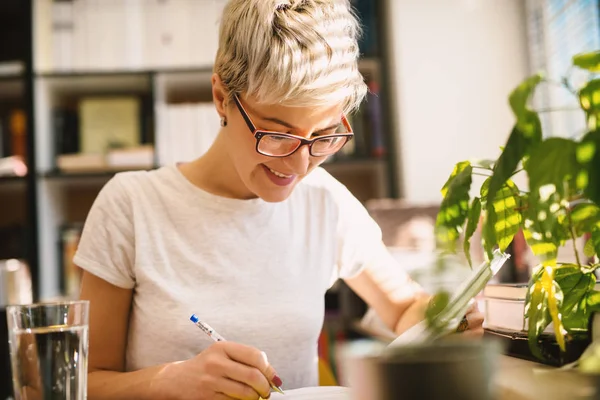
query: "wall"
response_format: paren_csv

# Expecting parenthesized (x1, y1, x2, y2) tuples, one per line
(383, 0, 531, 204)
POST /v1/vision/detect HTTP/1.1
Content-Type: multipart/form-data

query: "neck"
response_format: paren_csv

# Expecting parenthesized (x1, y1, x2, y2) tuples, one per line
(179, 131, 257, 200)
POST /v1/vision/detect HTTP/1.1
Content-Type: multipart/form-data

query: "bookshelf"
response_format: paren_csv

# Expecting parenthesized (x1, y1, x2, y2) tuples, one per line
(6, 0, 401, 307)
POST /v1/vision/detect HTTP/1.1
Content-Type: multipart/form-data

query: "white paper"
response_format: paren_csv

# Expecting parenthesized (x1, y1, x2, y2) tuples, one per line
(388, 250, 511, 347)
(269, 386, 351, 399)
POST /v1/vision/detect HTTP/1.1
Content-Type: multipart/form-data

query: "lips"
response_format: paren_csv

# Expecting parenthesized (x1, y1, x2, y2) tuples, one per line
(261, 165, 296, 186)
(266, 166, 293, 178)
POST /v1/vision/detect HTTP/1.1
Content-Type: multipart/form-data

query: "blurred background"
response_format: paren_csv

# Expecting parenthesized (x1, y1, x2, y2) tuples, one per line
(0, 0, 597, 337)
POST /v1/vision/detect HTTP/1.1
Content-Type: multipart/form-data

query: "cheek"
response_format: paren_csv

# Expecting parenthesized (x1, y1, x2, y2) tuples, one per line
(229, 129, 266, 166)
(309, 156, 329, 170)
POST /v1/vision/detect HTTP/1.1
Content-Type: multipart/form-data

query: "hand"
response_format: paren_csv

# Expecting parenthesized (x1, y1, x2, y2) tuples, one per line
(160, 341, 282, 400)
(457, 301, 484, 338)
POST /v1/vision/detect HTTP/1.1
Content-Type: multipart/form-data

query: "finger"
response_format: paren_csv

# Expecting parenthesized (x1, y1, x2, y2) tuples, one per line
(465, 300, 479, 314)
(213, 394, 234, 400)
(216, 377, 262, 400)
(466, 311, 485, 330)
(461, 327, 484, 338)
(220, 358, 271, 399)
(221, 343, 280, 389)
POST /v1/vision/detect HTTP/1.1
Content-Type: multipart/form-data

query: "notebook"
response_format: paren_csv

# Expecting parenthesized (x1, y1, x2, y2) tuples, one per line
(388, 249, 511, 347)
(269, 386, 351, 399)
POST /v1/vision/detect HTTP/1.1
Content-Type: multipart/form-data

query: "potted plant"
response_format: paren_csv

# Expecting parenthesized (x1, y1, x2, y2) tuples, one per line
(435, 50, 600, 364)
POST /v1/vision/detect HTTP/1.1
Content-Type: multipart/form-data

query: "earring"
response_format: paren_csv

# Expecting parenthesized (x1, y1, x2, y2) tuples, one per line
(220, 117, 227, 127)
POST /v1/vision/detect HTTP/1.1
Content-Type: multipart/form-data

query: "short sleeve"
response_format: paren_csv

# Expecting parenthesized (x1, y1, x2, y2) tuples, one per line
(330, 176, 423, 299)
(334, 186, 385, 280)
(73, 175, 136, 289)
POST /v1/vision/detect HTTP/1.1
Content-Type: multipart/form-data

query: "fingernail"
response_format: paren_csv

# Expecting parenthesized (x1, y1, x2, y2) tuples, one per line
(272, 375, 283, 387)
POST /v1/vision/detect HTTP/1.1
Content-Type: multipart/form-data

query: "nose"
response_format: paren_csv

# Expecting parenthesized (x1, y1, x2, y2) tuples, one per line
(283, 144, 311, 174)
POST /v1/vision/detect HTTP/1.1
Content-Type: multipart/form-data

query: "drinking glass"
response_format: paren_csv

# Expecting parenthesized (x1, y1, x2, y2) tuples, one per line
(6, 300, 89, 400)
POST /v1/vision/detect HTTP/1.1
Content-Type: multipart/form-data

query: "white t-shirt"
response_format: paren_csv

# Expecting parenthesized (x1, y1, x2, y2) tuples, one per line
(74, 165, 414, 389)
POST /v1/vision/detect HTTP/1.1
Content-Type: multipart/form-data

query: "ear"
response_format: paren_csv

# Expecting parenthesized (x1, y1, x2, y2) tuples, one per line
(212, 73, 229, 119)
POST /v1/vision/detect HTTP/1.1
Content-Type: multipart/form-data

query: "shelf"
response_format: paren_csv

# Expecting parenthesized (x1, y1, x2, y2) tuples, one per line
(39, 168, 153, 187)
(0, 175, 27, 191)
(35, 66, 214, 79)
(0, 61, 25, 79)
(36, 73, 151, 97)
(322, 157, 387, 173)
(322, 158, 389, 203)
(0, 79, 24, 100)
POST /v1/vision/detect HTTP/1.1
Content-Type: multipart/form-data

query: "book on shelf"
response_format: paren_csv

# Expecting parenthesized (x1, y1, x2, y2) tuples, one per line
(0, 225, 26, 260)
(36, 0, 227, 72)
(0, 108, 27, 161)
(79, 96, 141, 154)
(156, 102, 220, 167)
(327, 78, 385, 164)
(55, 145, 155, 174)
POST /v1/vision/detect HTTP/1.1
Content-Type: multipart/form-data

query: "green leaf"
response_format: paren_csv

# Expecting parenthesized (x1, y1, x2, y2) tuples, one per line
(526, 280, 551, 359)
(555, 265, 595, 330)
(593, 228, 600, 259)
(579, 80, 600, 130)
(526, 138, 580, 197)
(426, 290, 451, 332)
(435, 161, 473, 251)
(479, 179, 522, 260)
(482, 207, 497, 262)
(487, 126, 539, 219)
(587, 290, 600, 311)
(522, 187, 563, 263)
(573, 50, 600, 72)
(463, 197, 482, 267)
(493, 181, 522, 251)
(584, 238, 597, 258)
(569, 203, 600, 236)
(509, 74, 544, 135)
(579, 130, 600, 204)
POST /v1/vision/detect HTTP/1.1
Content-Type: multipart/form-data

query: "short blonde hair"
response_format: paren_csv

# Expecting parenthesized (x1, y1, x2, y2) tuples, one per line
(215, 0, 367, 114)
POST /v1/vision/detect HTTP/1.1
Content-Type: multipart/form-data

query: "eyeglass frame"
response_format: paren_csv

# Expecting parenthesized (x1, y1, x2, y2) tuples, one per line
(232, 94, 354, 158)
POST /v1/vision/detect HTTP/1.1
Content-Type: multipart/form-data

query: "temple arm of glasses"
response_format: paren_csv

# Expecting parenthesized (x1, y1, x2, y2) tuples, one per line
(233, 94, 257, 133)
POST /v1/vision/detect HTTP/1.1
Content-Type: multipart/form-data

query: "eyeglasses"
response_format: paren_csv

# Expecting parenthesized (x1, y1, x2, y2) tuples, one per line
(233, 94, 354, 158)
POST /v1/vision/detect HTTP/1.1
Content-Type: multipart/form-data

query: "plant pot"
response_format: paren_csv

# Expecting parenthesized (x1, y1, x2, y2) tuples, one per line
(339, 339, 501, 400)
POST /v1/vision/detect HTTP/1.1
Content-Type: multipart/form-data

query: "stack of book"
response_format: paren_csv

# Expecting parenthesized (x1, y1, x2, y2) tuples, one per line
(482, 283, 594, 366)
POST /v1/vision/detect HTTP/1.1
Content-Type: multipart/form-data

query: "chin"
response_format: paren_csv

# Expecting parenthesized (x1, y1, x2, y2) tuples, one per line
(255, 185, 296, 203)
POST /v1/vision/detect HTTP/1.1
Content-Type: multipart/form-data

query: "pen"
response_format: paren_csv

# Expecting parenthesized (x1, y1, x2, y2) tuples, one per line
(190, 314, 285, 395)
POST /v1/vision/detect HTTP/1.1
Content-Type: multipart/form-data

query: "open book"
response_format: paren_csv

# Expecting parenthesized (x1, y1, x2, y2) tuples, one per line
(269, 386, 351, 399)
(388, 249, 511, 347)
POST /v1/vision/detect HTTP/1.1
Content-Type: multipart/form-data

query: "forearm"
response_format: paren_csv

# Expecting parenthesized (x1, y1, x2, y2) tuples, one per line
(88, 362, 180, 400)
(394, 294, 431, 335)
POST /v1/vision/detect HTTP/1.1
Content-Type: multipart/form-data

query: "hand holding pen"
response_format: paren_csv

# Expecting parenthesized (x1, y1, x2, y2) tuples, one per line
(190, 314, 285, 398)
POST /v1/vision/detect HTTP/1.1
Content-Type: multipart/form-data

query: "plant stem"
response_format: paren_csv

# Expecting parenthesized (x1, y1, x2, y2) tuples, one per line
(566, 202, 582, 267)
(542, 78, 579, 97)
(535, 107, 581, 113)
(473, 172, 491, 177)
(511, 168, 524, 177)
(472, 166, 493, 171)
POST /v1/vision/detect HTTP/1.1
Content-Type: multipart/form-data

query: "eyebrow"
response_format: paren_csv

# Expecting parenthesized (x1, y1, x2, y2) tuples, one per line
(262, 116, 342, 134)
(240, 96, 342, 133)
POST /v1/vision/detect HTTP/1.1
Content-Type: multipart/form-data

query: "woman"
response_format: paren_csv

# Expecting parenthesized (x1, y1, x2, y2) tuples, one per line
(77, 1, 484, 399)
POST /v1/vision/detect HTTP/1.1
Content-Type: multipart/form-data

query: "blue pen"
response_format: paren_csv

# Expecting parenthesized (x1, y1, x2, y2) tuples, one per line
(190, 314, 285, 395)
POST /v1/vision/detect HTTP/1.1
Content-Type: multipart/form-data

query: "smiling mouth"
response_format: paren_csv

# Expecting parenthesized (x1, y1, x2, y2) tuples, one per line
(266, 166, 293, 179)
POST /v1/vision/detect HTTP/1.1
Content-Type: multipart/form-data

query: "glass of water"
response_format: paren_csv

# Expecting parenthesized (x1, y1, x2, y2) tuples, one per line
(6, 300, 89, 400)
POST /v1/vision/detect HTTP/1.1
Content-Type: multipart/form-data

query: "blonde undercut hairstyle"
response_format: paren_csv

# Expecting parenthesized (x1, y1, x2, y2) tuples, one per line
(215, 0, 368, 114)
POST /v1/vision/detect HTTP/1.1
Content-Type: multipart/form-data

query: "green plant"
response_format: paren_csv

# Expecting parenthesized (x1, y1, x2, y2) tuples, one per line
(435, 50, 600, 360)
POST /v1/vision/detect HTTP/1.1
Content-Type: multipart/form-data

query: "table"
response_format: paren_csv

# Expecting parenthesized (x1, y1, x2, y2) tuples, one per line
(496, 356, 599, 400)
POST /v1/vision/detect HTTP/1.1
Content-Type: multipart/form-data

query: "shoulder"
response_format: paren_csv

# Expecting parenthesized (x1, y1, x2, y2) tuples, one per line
(300, 166, 350, 197)
(102, 166, 176, 198)
(91, 166, 177, 214)
(299, 166, 358, 206)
